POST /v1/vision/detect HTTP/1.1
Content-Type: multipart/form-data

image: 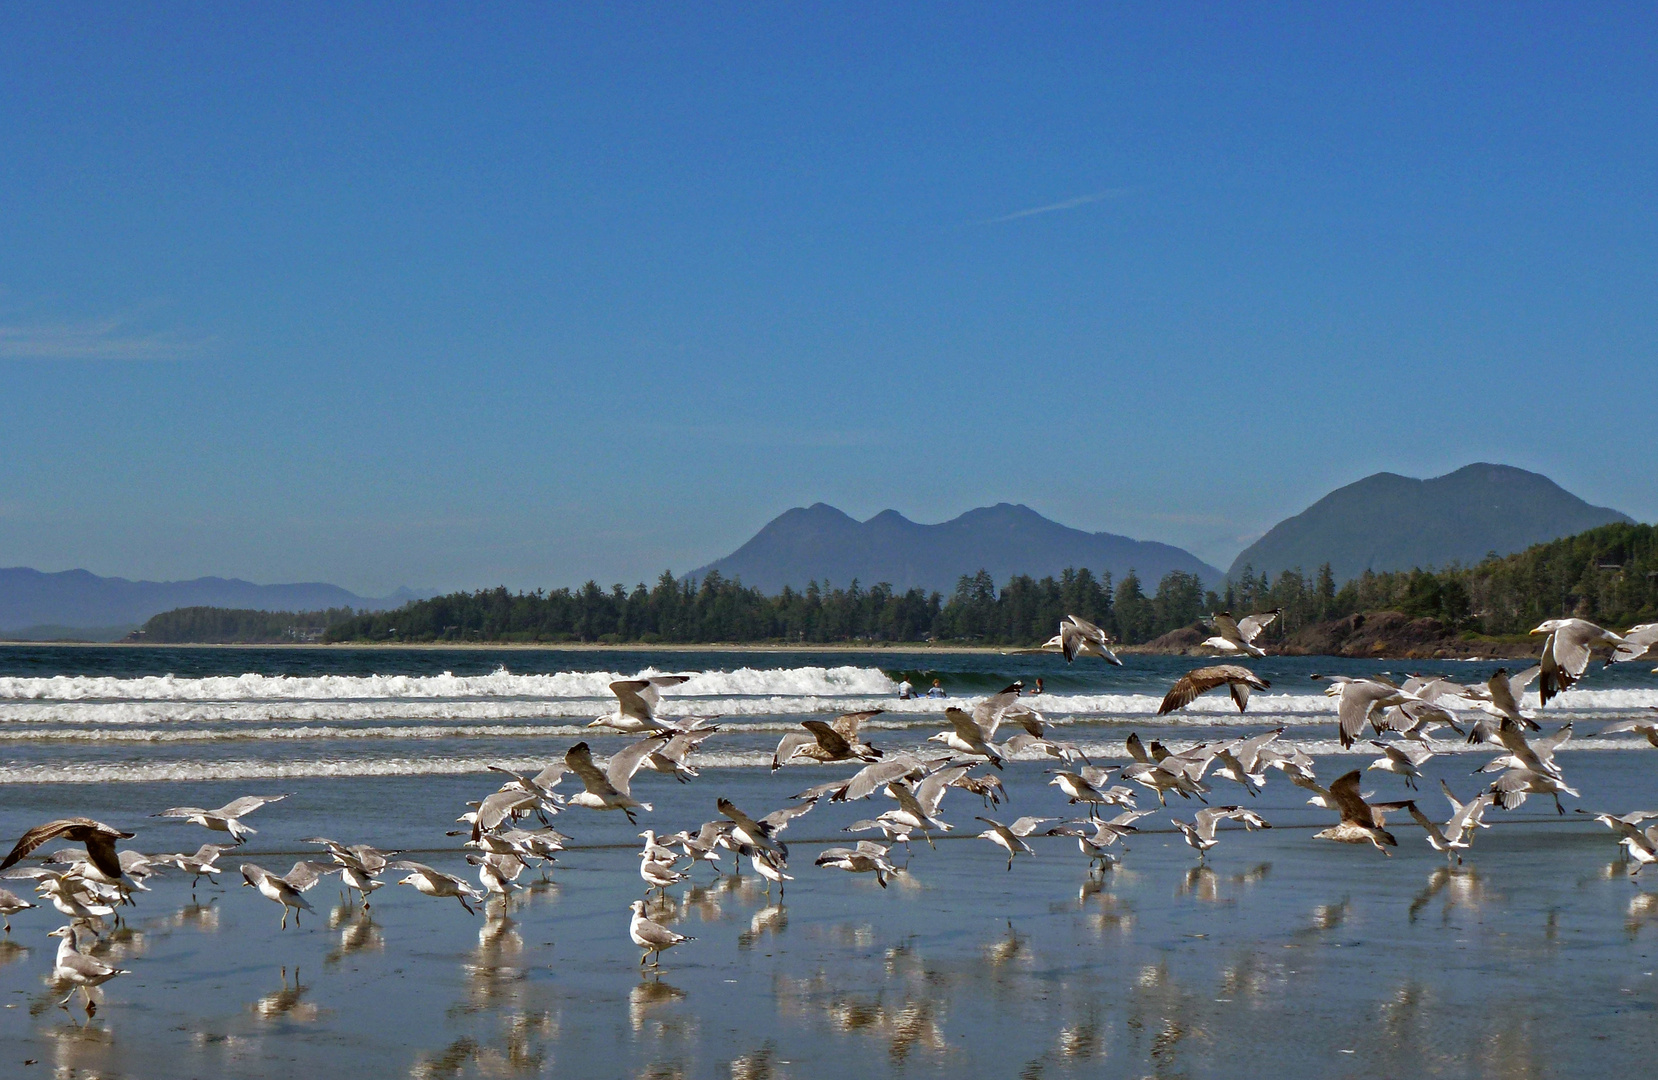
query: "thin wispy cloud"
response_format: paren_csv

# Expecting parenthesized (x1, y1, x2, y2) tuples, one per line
(0, 317, 202, 361)
(981, 188, 1131, 225)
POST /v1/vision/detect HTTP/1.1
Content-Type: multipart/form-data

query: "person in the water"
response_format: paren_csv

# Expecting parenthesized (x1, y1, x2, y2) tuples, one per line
(897, 678, 914, 700)
(925, 678, 946, 698)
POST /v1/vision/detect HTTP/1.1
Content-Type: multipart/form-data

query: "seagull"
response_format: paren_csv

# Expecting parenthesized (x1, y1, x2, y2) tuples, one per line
(1611, 624, 1658, 665)
(668, 821, 731, 874)
(974, 816, 1054, 871)
(301, 837, 398, 907)
(1315, 676, 1417, 749)
(1463, 667, 1543, 736)
(466, 789, 540, 841)
(48, 923, 129, 1019)
(1171, 806, 1270, 860)
(389, 860, 486, 914)
(1532, 619, 1625, 705)
(716, 798, 814, 862)
(772, 711, 884, 769)
(929, 707, 1006, 768)
(1478, 718, 1572, 780)
(1048, 768, 1127, 818)
(4, 868, 117, 923)
(799, 752, 939, 803)
(881, 764, 971, 843)
(951, 770, 1010, 808)
(1017, 615, 1123, 665)
(485, 762, 568, 817)
(1004, 731, 1088, 764)
(1368, 740, 1433, 791)
(638, 853, 686, 895)
(153, 843, 238, 894)
(1313, 770, 1415, 854)
(1119, 733, 1209, 806)
(743, 845, 793, 895)
(1, 818, 134, 884)
(645, 727, 721, 781)
(589, 675, 697, 733)
(814, 841, 898, 887)
(469, 852, 528, 897)
(629, 898, 692, 967)
(1579, 811, 1658, 874)
(152, 795, 290, 844)
(240, 862, 335, 929)
(563, 740, 659, 823)
(1201, 610, 1280, 657)
(1595, 712, 1658, 747)
(1043, 810, 1153, 867)
(1157, 666, 1271, 716)
(1406, 788, 1493, 864)
(0, 886, 35, 932)
(1486, 768, 1579, 814)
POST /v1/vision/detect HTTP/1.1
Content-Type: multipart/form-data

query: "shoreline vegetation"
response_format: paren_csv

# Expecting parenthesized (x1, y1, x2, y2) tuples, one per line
(22, 521, 1649, 661)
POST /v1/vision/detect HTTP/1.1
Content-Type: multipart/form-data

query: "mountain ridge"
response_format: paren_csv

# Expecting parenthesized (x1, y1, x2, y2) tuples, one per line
(0, 566, 423, 637)
(693, 502, 1223, 594)
(1228, 463, 1632, 584)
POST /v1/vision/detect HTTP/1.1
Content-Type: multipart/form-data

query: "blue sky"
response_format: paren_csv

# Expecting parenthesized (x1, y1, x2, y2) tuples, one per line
(2, 4, 1654, 595)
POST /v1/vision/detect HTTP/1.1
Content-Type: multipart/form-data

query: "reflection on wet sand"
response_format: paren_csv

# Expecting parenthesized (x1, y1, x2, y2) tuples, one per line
(250, 965, 321, 1023)
(1409, 867, 1490, 924)
(0, 937, 30, 969)
(153, 899, 220, 934)
(1626, 891, 1658, 937)
(1179, 862, 1270, 904)
(325, 903, 384, 965)
(629, 977, 687, 1033)
(775, 945, 949, 1064)
(737, 905, 786, 951)
(39, 1014, 116, 1074)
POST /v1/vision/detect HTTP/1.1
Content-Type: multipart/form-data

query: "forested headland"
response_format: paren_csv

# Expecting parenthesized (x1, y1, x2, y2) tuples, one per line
(130, 522, 1656, 650)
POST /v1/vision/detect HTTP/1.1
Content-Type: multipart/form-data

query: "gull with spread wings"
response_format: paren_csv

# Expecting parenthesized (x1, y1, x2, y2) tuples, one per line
(772, 710, 884, 769)
(1201, 610, 1280, 657)
(564, 739, 662, 823)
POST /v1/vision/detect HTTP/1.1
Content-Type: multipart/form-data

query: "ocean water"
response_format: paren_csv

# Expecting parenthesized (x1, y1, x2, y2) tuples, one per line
(1, 645, 1656, 1078)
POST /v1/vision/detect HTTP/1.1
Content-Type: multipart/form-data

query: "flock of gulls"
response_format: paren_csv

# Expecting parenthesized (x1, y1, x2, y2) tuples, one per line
(2, 613, 1656, 1015)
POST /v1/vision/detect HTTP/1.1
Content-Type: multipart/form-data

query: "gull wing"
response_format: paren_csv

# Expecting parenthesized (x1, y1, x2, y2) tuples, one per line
(1209, 613, 1244, 645)
(914, 764, 973, 816)
(564, 742, 612, 793)
(802, 719, 852, 756)
(761, 801, 817, 833)
(946, 707, 986, 741)
(840, 755, 931, 802)
(996, 701, 1045, 738)
(215, 795, 290, 818)
(1532, 723, 1573, 767)
(0, 818, 133, 880)
(608, 679, 660, 721)
(973, 683, 1025, 734)
(607, 736, 667, 792)
(282, 860, 338, 892)
(1236, 610, 1280, 643)
(1008, 816, 1056, 837)
(1126, 732, 1152, 763)
(1327, 770, 1373, 825)
(1613, 624, 1658, 664)
(154, 807, 209, 819)
(772, 732, 817, 770)
(830, 710, 882, 741)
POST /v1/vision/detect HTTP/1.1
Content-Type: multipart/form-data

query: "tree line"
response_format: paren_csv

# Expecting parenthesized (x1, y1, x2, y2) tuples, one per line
(137, 521, 1656, 646)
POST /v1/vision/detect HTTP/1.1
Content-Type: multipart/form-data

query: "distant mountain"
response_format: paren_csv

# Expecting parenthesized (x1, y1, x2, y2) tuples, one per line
(1228, 463, 1633, 584)
(0, 567, 424, 638)
(693, 503, 1223, 595)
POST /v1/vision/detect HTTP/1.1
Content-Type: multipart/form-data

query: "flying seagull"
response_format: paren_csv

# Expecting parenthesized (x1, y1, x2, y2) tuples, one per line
(772, 711, 884, 769)
(1201, 610, 1280, 657)
(1158, 666, 1271, 715)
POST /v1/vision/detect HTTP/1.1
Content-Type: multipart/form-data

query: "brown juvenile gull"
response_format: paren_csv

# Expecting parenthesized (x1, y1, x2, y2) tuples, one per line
(1313, 770, 1415, 854)
(1, 818, 134, 885)
(771, 710, 884, 770)
(1158, 666, 1271, 716)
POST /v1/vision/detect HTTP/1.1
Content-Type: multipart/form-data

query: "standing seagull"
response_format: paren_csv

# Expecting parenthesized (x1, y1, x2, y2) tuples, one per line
(0, 887, 35, 933)
(772, 711, 884, 769)
(153, 795, 291, 844)
(1201, 610, 1280, 657)
(629, 899, 692, 967)
(1158, 666, 1271, 716)
(563, 740, 659, 823)
(1171, 806, 1270, 860)
(1313, 770, 1415, 854)
(48, 923, 129, 1019)
(590, 675, 697, 733)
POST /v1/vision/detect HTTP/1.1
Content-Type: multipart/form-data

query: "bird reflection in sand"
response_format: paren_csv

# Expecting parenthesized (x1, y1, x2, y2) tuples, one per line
(675, 882, 726, 925)
(1409, 867, 1490, 924)
(250, 966, 321, 1023)
(458, 909, 526, 1011)
(629, 978, 687, 1033)
(1056, 1011, 1107, 1060)
(729, 1040, 782, 1080)
(984, 921, 1027, 968)
(0, 937, 29, 969)
(38, 1016, 116, 1073)
(410, 1019, 551, 1080)
(1300, 899, 1353, 936)
(775, 971, 947, 1064)
(738, 904, 787, 950)
(1081, 887, 1135, 936)
(1625, 892, 1658, 937)
(161, 898, 220, 933)
(1217, 950, 1288, 1001)
(324, 903, 383, 965)
(1179, 862, 1270, 904)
